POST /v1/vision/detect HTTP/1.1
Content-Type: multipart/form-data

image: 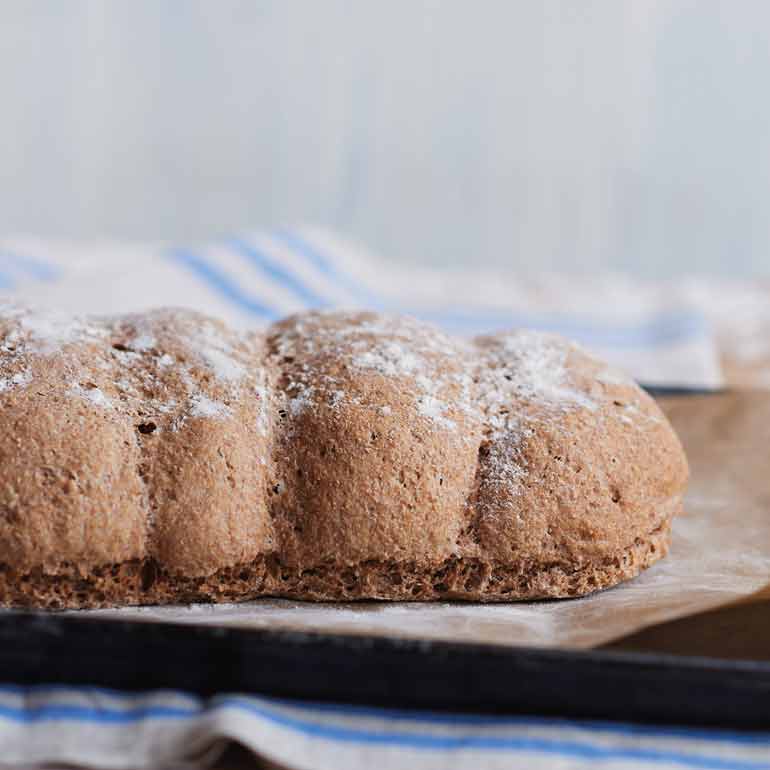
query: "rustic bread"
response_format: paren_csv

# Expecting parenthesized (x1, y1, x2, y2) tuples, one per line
(0, 303, 688, 608)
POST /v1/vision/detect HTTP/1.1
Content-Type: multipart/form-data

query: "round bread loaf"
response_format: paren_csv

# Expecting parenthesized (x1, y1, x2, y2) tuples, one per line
(0, 303, 688, 608)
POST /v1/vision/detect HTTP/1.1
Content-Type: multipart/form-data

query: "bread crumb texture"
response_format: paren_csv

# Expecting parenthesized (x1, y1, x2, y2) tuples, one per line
(0, 303, 688, 608)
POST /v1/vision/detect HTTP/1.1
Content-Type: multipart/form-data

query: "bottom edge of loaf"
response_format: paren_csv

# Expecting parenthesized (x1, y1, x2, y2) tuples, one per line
(0, 520, 671, 610)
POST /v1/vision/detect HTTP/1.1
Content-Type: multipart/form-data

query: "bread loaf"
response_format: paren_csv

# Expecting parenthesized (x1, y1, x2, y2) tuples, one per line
(0, 303, 688, 608)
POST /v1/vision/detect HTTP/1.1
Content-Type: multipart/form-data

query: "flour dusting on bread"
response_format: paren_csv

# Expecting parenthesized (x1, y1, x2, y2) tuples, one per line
(0, 304, 688, 608)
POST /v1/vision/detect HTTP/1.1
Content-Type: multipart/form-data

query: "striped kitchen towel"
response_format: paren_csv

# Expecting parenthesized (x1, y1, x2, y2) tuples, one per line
(0, 685, 768, 770)
(0, 227, 723, 388)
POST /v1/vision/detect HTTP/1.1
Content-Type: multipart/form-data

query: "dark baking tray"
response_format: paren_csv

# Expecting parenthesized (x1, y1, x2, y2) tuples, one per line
(0, 612, 768, 729)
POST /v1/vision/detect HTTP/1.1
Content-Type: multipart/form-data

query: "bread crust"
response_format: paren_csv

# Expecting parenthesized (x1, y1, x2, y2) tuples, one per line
(0, 305, 688, 608)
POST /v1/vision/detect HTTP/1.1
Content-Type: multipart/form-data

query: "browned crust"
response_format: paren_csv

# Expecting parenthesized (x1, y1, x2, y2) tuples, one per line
(0, 518, 672, 610)
(0, 307, 689, 608)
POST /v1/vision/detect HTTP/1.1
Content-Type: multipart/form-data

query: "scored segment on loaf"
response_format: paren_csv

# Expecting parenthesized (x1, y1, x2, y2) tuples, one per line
(0, 302, 688, 608)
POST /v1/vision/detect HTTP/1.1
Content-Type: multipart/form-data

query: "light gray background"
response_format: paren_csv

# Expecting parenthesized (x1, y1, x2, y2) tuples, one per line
(1, 1, 769, 275)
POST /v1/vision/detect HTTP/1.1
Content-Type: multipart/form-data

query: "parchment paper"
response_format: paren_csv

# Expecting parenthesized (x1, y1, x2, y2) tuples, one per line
(80, 391, 770, 651)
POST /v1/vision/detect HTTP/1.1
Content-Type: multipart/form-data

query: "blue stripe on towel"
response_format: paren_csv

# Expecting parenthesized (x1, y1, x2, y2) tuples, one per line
(167, 248, 281, 319)
(0, 251, 60, 282)
(270, 229, 341, 281)
(227, 236, 329, 308)
(0, 703, 199, 724)
(271, 229, 384, 308)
